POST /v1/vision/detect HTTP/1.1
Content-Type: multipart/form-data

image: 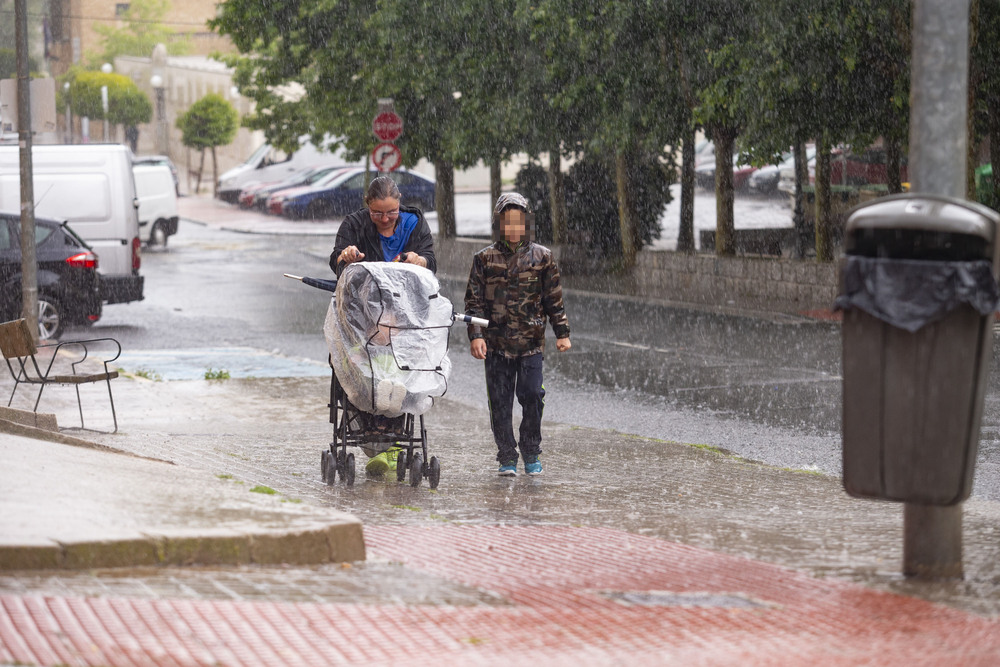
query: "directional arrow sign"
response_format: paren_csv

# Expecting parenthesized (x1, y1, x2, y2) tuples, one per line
(372, 142, 402, 172)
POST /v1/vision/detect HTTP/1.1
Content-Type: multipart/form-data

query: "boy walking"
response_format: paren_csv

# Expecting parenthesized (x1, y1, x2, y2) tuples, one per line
(465, 193, 571, 476)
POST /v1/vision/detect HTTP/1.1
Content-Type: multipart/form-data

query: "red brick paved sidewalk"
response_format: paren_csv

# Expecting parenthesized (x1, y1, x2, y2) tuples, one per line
(3, 525, 999, 665)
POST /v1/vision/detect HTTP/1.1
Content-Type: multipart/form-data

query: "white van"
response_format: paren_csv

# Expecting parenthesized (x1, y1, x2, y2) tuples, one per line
(0, 144, 144, 304)
(216, 136, 357, 203)
(133, 163, 178, 247)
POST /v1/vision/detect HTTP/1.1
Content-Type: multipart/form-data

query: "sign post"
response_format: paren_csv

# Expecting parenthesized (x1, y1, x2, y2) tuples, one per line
(371, 142, 402, 173)
(372, 100, 403, 174)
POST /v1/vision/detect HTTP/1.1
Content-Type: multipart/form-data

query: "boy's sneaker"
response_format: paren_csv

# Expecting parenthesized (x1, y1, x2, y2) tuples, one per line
(498, 462, 518, 476)
(524, 458, 543, 476)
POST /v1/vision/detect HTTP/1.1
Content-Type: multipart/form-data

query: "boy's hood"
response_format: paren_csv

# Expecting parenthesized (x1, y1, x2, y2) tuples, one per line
(491, 192, 536, 243)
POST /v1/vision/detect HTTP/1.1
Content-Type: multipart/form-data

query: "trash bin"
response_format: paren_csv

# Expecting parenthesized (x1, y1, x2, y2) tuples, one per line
(836, 194, 1000, 505)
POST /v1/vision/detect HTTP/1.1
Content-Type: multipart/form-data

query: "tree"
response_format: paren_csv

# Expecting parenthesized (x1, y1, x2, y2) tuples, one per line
(523, 0, 683, 267)
(64, 69, 152, 139)
(87, 0, 190, 66)
(0, 48, 37, 78)
(732, 0, 910, 261)
(176, 94, 239, 195)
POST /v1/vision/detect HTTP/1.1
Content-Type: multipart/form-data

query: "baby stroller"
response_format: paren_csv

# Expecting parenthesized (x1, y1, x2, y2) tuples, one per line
(286, 263, 486, 489)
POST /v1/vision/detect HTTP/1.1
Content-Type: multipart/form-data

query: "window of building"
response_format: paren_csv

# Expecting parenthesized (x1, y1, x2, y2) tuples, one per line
(115, 4, 130, 17)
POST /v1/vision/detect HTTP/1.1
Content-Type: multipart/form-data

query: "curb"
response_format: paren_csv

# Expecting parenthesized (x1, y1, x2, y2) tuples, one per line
(0, 520, 366, 572)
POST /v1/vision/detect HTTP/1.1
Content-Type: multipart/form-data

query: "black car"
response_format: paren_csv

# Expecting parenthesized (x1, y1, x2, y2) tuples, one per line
(0, 214, 102, 339)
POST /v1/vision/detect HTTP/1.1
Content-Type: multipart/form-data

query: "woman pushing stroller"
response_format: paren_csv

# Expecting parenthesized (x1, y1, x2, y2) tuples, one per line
(329, 176, 437, 477)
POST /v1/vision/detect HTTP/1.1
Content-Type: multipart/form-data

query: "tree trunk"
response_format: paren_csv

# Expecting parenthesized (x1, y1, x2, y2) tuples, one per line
(989, 96, 1000, 208)
(815, 134, 833, 262)
(792, 141, 808, 258)
(195, 148, 205, 195)
(677, 124, 696, 253)
(969, 0, 981, 201)
(886, 137, 903, 194)
(434, 161, 456, 238)
(548, 148, 566, 244)
(489, 160, 502, 212)
(211, 146, 219, 197)
(489, 160, 502, 237)
(711, 126, 736, 256)
(615, 149, 637, 269)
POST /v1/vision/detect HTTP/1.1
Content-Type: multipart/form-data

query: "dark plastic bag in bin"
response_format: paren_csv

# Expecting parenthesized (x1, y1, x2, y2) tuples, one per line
(835, 256, 1000, 332)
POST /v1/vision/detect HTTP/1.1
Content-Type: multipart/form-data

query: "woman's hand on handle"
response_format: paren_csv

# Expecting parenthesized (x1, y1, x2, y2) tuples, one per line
(339, 245, 365, 265)
(402, 252, 427, 268)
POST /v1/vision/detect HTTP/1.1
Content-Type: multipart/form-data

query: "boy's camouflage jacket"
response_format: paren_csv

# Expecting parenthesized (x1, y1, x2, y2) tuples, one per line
(464, 240, 570, 358)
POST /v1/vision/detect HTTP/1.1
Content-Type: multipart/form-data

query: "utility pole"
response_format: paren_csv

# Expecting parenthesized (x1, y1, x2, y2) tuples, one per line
(15, 0, 37, 338)
(905, 0, 971, 580)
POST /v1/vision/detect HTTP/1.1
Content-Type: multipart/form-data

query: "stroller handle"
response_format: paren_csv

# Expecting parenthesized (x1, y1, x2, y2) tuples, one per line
(454, 313, 489, 328)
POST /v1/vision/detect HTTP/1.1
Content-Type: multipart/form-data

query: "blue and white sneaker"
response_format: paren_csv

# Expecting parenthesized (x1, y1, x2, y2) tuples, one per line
(524, 458, 543, 476)
(498, 462, 518, 476)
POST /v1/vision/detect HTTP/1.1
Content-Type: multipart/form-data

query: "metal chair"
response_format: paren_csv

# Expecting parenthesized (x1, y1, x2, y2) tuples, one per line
(0, 318, 121, 433)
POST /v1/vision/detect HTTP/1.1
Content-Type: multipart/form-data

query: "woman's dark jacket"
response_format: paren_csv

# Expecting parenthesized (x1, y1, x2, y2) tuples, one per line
(329, 204, 437, 276)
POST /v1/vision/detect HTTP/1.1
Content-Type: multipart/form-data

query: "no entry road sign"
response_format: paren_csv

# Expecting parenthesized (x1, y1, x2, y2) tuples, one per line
(372, 142, 402, 172)
(372, 111, 403, 142)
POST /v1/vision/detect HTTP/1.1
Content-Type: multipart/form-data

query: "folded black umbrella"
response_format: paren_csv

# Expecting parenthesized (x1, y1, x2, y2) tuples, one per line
(284, 273, 338, 292)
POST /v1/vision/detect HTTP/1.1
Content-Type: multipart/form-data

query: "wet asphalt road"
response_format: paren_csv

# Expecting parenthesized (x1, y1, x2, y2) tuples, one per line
(79, 219, 1000, 501)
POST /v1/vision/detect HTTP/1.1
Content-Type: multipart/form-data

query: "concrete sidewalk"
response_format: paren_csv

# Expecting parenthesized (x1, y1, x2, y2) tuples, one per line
(0, 422, 364, 571)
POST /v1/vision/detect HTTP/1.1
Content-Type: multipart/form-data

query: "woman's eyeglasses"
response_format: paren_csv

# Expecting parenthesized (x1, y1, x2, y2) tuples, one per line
(369, 208, 399, 220)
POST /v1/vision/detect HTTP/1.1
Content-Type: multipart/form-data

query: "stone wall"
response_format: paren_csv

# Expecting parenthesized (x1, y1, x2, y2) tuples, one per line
(435, 237, 839, 315)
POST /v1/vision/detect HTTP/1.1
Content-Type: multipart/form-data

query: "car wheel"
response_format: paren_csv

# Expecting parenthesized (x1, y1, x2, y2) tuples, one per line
(37, 297, 63, 340)
(150, 221, 168, 248)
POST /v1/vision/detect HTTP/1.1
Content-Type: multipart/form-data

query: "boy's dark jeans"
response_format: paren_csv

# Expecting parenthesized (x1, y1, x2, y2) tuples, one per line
(485, 352, 545, 464)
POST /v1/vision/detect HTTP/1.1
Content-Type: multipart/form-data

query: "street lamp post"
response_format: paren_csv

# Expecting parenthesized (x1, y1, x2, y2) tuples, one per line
(101, 63, 112, 142)
(101, 85, 109, 142)
(63, 81, 72, 144)
(151, 44, 168, 156)
(150, 74, 166, 154)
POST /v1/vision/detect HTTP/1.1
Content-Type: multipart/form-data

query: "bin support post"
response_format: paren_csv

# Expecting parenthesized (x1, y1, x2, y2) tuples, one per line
(903, 0, 970, 581)
(903, 504, 963, 579)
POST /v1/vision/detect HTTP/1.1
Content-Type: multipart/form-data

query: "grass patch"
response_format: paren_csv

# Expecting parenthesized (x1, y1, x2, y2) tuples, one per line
(131, 368, 162, 382)
(392, 504, 421, 512)
(250, 485, 276, 495)
(216, 473, 233, 480)
(281, 498, 304, 504)
(688, 443, 727, 455)
(204, 368, 231, 380)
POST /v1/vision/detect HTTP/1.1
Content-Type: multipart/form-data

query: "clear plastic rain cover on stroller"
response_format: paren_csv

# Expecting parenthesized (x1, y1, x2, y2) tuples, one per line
(324, 262, 453, 417)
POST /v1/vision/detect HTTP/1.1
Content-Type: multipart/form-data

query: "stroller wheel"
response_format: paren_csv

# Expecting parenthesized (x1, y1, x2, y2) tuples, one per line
(337, 450, 347, 481)
(321, 450, 330, 482)
(324, 451, 337, 486)
(428, 456, 441, 490)
(396, 449, 408, 482)
(345, 453, 356, 487)
(409, 452, 423, 488)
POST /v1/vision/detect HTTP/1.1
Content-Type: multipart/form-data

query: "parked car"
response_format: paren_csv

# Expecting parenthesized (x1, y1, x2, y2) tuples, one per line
(694, 153, 757, 190)
(245, 164, 350, 211)
(748, 151, 798, 195)
(216, 136, 359, 203)
(133, 154, 180, 196)
(778, 146, 907, 194)
(266, 167, 356, 217)
(133, 164, 179, 247)
(0, 214, 102, 339)
(275, 168, 436, 219)
(0, 144, 143, 305)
